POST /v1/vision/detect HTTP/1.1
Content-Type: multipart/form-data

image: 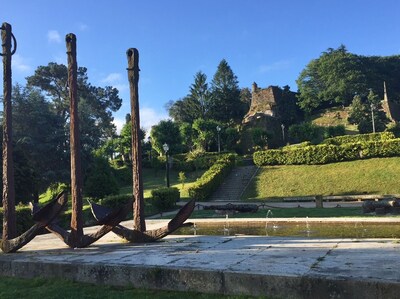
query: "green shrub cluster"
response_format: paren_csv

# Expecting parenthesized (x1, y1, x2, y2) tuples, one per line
(150, 187, 180, 211)
(171, 151, 232, 172)
(111, 166, 132, 187)
(84, 156, 119, 199)
(188, 153, 236, 201)
(0, 205, 36, 235)
(288, 123, 345, 144)
(322, 131, 395, 145)
(98, 194, 132, 209)
(254, 138, 400, 166)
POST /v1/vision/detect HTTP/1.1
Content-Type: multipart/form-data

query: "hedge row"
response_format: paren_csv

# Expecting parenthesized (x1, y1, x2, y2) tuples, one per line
(322, 131, 395, 146)
(253, 138, 400, 166)
(188, 153, 236, 201)
(145, 152, 231, 172)
(150, 187, 180, 211)
(0, 205, 35, 236)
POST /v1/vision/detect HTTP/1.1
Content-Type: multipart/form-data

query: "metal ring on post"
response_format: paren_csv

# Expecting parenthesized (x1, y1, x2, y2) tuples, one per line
(10, 32, 17, 55)
(0, 26, 17, 56)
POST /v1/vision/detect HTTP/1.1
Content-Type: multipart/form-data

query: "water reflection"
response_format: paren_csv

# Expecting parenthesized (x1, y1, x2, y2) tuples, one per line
(177, 221, 400, 238)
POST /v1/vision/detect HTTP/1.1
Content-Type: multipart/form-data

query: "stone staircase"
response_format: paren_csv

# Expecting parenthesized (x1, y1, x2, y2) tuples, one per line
(208, 165, 258, 202)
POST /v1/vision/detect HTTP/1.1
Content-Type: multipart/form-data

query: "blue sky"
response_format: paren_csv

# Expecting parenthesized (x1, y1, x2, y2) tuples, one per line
(1, 0, 400, 132)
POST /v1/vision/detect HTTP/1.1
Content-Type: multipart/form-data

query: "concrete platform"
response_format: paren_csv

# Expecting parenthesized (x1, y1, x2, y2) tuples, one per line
(1, 220, 400, 299)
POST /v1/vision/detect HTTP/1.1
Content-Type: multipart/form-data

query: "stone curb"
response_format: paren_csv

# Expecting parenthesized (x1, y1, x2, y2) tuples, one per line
(0, 258, 399, 299)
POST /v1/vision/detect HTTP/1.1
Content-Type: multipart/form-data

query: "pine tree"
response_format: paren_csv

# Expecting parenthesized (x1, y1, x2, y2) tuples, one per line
(209, 59, 244, 123)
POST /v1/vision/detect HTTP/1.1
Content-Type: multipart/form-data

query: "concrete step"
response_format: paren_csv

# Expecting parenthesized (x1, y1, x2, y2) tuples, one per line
(209, 165, 258, 201)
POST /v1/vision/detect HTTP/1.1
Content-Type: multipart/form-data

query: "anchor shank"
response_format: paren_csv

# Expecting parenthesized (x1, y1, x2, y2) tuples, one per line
(66, 33, 83, 243)
(2, 22, 16, 239)
(126, 48, 145, 232)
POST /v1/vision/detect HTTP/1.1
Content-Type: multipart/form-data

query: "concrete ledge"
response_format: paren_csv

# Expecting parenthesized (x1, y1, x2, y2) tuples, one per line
(1, 259, 400, 299)
(1, 231, 400, 299)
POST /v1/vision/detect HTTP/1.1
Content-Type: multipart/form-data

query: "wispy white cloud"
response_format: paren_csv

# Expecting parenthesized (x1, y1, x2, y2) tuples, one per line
(12, 54, 31, 73)
(101, 73, 128, 92)
(47, 30, 62, 44)
(140, 107, 168, 133)
(79, 23, 89, 31)
(259, 60, 291, 73)
(112, 107, 167, 135)
(52, 52, 67, 65)
(101, 73, 122, 84)
(112, 117, 125, 134)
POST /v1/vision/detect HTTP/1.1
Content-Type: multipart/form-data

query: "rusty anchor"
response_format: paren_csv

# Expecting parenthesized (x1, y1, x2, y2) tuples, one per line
(0, 23, 68, 253)
(90, 48, 194, 242)
(43, 34, 130, 248)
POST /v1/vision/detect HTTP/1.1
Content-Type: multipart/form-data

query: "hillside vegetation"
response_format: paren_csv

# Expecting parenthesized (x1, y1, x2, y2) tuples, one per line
(242, 157, 400, 200)
(311, 107, 358, 134)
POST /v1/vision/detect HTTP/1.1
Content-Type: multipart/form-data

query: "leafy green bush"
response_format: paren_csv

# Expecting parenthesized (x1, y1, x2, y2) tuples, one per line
(322, 131, 395, 145)
(111, 166, 132, 187)
(171, 152, 233, 172)
(387, 123, 400, 138)
(150, 187, 180, 211)
(254, 138, 400, 166)
(98, 194, 132, 209)
(188, 153, 236, 201)
(0, 204, 36, 235)
(283, 141, 311, 149)
(84, 156, 119, 199)
(324, 125, 346, 139)
(288, 122, 325, 144)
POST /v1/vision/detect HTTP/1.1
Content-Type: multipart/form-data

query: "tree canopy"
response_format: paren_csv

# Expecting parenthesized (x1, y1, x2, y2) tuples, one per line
(348, 90, 389, 133)
(0, 62, 124, 203)
(296, 45, 400, 113)
(26, 62, 122, 151)
(208, 59, 245, 123)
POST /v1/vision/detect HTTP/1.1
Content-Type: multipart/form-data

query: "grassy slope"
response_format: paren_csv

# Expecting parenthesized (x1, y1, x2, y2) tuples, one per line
(242, 157, 400, 200)
(0, 277, 261, 299)
(119, 168, 205, 200)
(40, 168, 204, 203)
(310, 106, 358, 134)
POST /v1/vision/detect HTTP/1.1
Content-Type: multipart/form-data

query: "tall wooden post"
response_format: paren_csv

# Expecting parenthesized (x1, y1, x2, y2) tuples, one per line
(126, 48, 145, 232)
(66, 33, 83, 244)
(2, 22, 16, 239)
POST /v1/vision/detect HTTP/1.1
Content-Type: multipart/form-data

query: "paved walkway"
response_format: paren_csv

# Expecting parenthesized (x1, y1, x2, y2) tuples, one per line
(1, 218, 400, 298)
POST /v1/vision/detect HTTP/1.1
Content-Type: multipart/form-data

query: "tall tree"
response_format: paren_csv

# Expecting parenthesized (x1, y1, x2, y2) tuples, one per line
(26, 63, 122, 152)
(168, 71, 211, 124)
(12, 85, 66, 202)
(297, 45, 400, 113)
(239, 87, 252, 113)
(348, 90, 389, 133)
(150, 120, 182, 155)
(209, 59, 244, 123)
(192, 118, 221, 152)
(116, 116, 146, 164)
(167, 96, 202, 123)
(296, 45, 367, 113)
(189, 71, 210, 119)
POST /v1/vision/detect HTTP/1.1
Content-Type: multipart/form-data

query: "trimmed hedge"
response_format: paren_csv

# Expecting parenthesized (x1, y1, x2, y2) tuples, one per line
(0, 205, 35, 236)
(188, 153, 236, 201)
(322, 132, 395, 146)
(254, 138, 400, 166)
(98, 194, 132, 209)
(146, 152, 231, 172)
(150, 187, 180, 211)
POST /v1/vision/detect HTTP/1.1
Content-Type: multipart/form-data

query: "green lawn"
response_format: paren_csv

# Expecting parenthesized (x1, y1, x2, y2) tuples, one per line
(118, 168, 204, 200)
(242, 157, 400, 201)
(0, 277, 264, 299)
(39, 168, 205, 203)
